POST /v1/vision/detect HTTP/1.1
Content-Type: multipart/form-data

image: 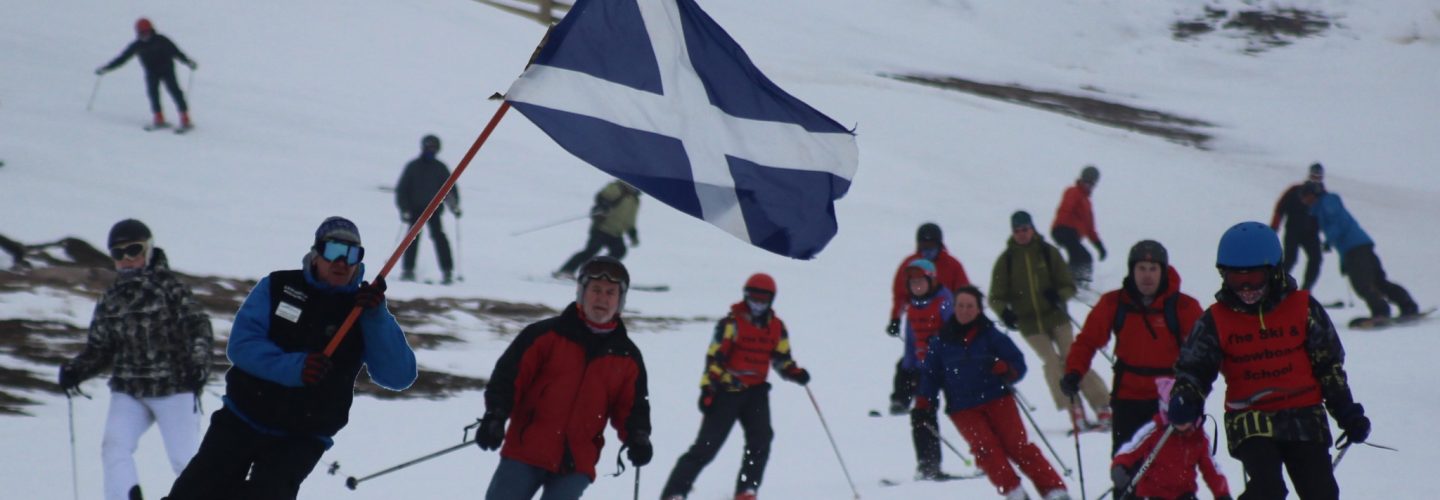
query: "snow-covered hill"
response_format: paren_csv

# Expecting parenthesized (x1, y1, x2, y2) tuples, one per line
(2, 0, 1437, 498)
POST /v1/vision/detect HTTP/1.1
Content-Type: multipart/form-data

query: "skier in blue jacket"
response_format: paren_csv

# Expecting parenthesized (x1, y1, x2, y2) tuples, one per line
(1302, 182, 1419, 325)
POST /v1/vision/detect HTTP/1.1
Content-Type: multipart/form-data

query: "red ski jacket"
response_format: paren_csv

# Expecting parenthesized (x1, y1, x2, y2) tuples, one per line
(1113, 416, 1231, 499)
(1052, 182, 1099, 242)
(702, 302, 797, 389)
(1067, 267, 1203, 400)
(891, 249, 969, 320)
(485, 304, 650, 480)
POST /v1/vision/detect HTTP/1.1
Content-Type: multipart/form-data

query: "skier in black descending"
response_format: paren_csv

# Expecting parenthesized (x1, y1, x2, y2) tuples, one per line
(395, 134, 460, 284)
(96, 17, 197, 130)
(1269, 163, 1325, 291)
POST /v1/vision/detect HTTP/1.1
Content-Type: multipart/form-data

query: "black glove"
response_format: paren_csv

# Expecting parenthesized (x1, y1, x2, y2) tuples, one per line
(1336, 403, 1370, 445)
(186, 60, 198, 70)
(301, 353, 332, 386)
(1059, 372, 1081, 398)
(475, 411, 507, 451)
(1000, 309, 1019, 330)
(401, 211, 413, 223)
(886, 318, 900, 337)
(626, 432, 653, 467)
(58, 366, 81, 394)
(1042, 288, 1062, 307)
(781, 366, 810, 385)
(1111, 465, 1133, 496)
(94, 67, 108, 76)
(1167, 384, 1204, 426)
(1095, 240, 1108, 261)
(356, 277, 387, 309)
(187, 367, 208, 391)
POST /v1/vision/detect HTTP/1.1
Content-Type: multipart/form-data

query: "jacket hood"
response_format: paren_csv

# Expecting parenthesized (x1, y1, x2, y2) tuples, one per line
(1122, 265, 1182, 306)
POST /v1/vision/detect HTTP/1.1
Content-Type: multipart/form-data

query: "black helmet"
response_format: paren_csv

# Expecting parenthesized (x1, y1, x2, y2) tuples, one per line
(916, 223, 942, 244)
(1080, 165, 1100, 184)
(108, 219, 152, 247)
(421, 134, 441, 152)
(1128, 239, 1168, 270)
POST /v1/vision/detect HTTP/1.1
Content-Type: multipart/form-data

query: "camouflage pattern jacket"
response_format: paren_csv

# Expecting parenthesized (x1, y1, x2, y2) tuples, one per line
(65, 248, 214, 398)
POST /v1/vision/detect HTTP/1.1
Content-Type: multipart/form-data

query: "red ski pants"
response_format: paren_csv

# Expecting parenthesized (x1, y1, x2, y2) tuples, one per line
(949, 394, 1066, 496)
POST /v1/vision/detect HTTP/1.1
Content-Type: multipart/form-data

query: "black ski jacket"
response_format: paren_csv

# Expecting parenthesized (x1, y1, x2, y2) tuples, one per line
(102, 34, 193, 76)
(395, 157, 459, 217)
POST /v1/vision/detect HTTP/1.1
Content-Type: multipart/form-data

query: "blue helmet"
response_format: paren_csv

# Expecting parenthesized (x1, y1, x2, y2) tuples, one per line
(1216, 221, 1282, 268)
(906, 258, 937, 278)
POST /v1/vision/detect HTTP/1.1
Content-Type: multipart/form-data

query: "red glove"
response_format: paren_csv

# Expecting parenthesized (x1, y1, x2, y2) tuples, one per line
(914, 396, 931, 410)
(302, 353, 332, 386)
(991, 360, 1011, 376)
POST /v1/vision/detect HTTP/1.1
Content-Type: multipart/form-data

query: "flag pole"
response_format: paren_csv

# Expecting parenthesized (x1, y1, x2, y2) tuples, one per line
(324, 27, 554, 357)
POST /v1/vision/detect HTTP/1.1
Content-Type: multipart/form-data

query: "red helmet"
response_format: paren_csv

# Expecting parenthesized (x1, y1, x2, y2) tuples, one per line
(135, 18, 154, 34)
(743, 273, 776, 296)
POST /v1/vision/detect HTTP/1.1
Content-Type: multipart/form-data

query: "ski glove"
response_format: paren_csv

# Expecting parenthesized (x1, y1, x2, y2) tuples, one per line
(1000, 309, 1019, 330)
(626, 432, 653, 467)
(1059, 372, 1082, 398)
(1111, 465, 1133, 496)
(58, 365, 81, 394)
(401, 211, 413, 223)
(301, 353, 332, 386)
(698, 388, 715, 413)
(1095, 240, 1108, 261)
(1167, 383, 1204, 426)
(94, 67, 108, 75)
(475, 411, 507, 451)
(992, 359, 1016, 382)
(1336, 403, 1370, 445)
(1042, 288, 1062, 308)
(186, 60, 198, 70)
(886, 318, 901, 337)
(781, 365, 810, 385)
(356, 277, 387, 309)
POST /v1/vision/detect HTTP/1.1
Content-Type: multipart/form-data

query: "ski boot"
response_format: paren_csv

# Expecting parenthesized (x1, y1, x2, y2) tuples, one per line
(400, 270, 417, 282)
(1095, 406, 1113, 431)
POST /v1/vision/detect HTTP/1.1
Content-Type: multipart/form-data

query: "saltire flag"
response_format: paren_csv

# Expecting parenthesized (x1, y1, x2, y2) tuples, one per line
(505, 0, 859, 259)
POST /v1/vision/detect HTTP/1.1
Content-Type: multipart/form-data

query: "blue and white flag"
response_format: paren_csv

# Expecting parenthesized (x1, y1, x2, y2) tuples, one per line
(506, 0, 859, 259)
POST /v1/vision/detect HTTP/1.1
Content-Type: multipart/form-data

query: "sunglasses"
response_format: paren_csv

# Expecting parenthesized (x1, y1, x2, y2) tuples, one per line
(318, 240, 364, 266)
(110, 243, 147, 261)
(1223, 269, 1268, 291)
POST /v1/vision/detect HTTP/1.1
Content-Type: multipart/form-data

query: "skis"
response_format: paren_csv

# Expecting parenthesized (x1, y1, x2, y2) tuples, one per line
(1066, 421, 1110, 437)
(524, 274, 669, 292)
(879, 471, 985, 486)
(1348, 308, 1436, 331)
(143, 123, 193, 134)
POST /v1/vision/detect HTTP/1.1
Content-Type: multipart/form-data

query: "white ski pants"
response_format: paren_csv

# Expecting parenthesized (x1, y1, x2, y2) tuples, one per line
(102, 392, 200, 500)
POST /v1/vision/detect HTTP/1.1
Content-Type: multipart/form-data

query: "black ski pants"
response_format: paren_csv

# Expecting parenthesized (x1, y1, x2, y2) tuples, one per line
(559, 228, 626, 274)
(1109, 398, 1158, 457)
(164, 408, 326, 500)
(662, 385, 774, 497)
(1051, 226, 1092, 283)
(888, 360, 941, 472)
(1233, 437, 1338, 500)
(1282, 226, 1322, 291)
(401, 213, 453, 274)
(890, 358, 917, 406)
(1343, 244, 1417, 318)
(145, 71, 187, 114)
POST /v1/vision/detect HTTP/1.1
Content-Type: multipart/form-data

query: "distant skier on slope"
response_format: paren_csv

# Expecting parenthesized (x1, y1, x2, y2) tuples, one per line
(1051, 165, 1107, 289)
(1269, 163, 1326, 291)
(660, 273, 811, 500)
(60, 219, 213, 500)
(395, 134, 460, 284)
(1168, 221, 1370, 499)
(918, 286, 1071, 500)
(554, 180, 641, 279)
(886, 222, 971, 337)
(96, 17, 197, 130)
(1062, 240, 1203, 454)
(887, 259, 954, 479)
(1300, 181, 1421, 326)
(990, 211, 1109, 431)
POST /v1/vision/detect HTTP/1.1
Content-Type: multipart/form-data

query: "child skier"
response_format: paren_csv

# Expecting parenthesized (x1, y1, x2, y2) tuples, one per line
(1111, 377, 1232, 500)
(890, 259, 954, 479)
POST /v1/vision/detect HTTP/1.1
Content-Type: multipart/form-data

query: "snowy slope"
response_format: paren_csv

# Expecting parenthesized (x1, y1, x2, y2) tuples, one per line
(2, 0, 1438, 498)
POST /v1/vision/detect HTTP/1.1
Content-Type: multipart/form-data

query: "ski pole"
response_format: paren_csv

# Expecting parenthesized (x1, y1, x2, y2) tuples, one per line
(324, 101, 512, 357)
(1007, 384, 1072, 476)
(923, 423, 974, 468)
(67, 393, 80, 500)
(509, 213, 590, 237)
(345, 439, 476, 490)
(1011, 384, 1038, 412)
(187, 67, 196, 98)
(633, 466, 640, 500)
(803, 386, 861, 499)
(455, 213, 465, 282)
(86, 74, 103, 112)
(1122, 425, 1175, 499)
(1331, 443, 1350, 470)
(1069, 395, 1087, 500)
(1096, 486, 1113, 500)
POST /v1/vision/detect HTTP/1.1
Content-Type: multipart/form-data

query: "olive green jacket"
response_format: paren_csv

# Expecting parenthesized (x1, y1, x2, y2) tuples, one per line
(593, 181, 640, 239)
(987, 235, 1076, 336)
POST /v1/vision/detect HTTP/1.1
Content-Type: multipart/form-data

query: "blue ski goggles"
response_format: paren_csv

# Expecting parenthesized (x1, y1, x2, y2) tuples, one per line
(317, 240, 364, 266)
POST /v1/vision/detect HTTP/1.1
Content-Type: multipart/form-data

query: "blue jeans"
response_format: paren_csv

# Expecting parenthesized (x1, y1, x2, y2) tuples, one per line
(486, 458, 591, 500)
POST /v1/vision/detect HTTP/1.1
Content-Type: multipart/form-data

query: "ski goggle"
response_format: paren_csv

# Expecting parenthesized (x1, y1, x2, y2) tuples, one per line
(1223, 268, 1268, 291)
(317, 240, 364, 266)
(744, 289, 774, 304)
(579, 261, 629, 289)
(109, 242, 147, 261)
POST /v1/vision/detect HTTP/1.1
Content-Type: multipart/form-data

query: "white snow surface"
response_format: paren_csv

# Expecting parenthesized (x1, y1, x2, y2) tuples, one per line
(2, 0, 1438, 498)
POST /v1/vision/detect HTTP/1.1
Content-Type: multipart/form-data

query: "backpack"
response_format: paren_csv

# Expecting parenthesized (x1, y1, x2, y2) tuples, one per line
(1110, 293, 1183, 378)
